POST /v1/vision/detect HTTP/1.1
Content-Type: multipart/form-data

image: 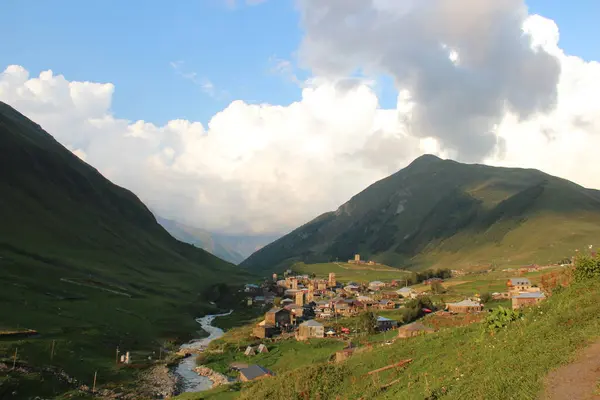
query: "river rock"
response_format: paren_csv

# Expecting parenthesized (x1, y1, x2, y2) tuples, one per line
(193, 366, 231, 388)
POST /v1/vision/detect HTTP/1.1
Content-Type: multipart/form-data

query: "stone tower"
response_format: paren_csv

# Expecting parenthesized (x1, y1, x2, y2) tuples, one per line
(295, 291, 305, 306)
(328, 272, 336, 287)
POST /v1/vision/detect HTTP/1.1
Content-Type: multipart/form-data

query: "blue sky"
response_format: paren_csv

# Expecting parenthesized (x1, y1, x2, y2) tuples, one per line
(1, 0, 599, 126)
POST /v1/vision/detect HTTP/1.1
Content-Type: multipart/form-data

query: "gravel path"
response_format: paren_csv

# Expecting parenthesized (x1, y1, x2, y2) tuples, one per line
(540, 341, 600, 400)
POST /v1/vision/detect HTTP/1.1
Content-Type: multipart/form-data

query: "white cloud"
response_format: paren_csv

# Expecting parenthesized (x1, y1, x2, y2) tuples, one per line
(1, 9, 600, 236)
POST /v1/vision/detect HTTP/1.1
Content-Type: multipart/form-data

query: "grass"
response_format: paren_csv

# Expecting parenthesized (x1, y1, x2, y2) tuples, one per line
(292, 262, 411, 284)
(411, 266, 566, 296)
(198, 278, 600, 399)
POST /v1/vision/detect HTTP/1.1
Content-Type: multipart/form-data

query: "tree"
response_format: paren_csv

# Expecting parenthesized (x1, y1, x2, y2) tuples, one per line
(273, 297, 282, 307)
(430, 281, 446, 294)
(358, 312, 378, 335)
(479, 292, 492, 303)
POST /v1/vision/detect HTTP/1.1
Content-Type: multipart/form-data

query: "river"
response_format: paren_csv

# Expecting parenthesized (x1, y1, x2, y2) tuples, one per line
(174, 310, 233, 393)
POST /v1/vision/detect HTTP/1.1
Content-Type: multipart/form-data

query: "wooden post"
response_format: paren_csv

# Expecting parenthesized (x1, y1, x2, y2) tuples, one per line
(92, 371, 97, 392)
(50, 340, 56, 361)
(12, 348, 18, 370)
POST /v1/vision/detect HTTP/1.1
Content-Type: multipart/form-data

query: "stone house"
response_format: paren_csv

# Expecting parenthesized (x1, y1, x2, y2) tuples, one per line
(296, 319, 325, 340)
(446, 299, 483, 313)
(396, 287, 417, 299)
(507, 278, 532, 294)
(377, 299, 396, 310)
(239, 365, 274, 382)
(512, 292, 546, 309)
(252, 320, 276, 339)
(368, 281, 387, 291)
(264, 307, 292, 327)
(397, 322, 435, 338)
(376, 316, 398, 331)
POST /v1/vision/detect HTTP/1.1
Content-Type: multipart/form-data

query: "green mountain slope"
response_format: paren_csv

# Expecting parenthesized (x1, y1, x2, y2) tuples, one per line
(241, 154, 600, 272)
(0, 102, 248, 396)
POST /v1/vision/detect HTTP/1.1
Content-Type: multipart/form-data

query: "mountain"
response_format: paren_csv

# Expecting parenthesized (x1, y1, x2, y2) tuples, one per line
(241, 154, 600, 272)
(0, 102, 248, 396)
(156, 216, 246, 264)
(156, 216, 279, 264)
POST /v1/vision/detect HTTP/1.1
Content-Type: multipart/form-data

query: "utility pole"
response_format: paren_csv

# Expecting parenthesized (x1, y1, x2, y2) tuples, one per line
(12, 348, 18, 370)
(50, 340, 56, 361)
(92, 371, 97, 393)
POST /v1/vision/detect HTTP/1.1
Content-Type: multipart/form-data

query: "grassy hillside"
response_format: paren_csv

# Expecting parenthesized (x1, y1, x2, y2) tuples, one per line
(0, 102, 250, 397)
(291, 262, 412, 283)
(187, 274, 600, 400)
(241, 154, 600, 272)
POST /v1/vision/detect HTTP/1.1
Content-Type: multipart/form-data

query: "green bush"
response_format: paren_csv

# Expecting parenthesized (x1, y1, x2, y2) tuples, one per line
(480, 292, 492, 303)
(573, 254, 600, 282)
(483, 306, 523, 333)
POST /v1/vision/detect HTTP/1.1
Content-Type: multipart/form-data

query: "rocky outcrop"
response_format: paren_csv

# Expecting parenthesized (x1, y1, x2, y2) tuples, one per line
(193, 366, 231, 388)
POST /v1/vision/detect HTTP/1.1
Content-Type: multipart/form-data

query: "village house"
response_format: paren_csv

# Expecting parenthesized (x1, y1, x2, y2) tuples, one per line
(334, 299, 359, 316)
(423, 277, 444, 285)
(297, 319, 325, 340)
(376, 316, 398, 331)
(397, 322, 435, 338)
(281, 298, 294, 306)
(507, 278, 532, 294)
(382, 291, 400, 299)
(368, 281, 387, 291)
(357, 296, 376, 306)
(492, 292, 510, 300)
(244, 283, 260, 293)
(446, 299, 483, 313)
(344, 284, 360, 293)
(253, 296, 265, 303)
(377, 299, 396, 310)
(314, 300, 334, 318)
(396, 287, 417, 299)
(239, 365, 274, 382)
(512, 292, 546, 309)
(284, 303, 305, 317)
(252, 320, 276, 339)
(264, 307, 292, 328)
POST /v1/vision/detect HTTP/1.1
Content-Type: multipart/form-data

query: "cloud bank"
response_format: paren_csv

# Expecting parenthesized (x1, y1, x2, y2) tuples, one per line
(1, 4, 600, 235)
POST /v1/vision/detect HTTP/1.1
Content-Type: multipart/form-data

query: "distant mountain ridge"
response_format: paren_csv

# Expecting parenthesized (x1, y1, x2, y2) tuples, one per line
(156, 216, 243, 264)
(241, 154, 600, 272)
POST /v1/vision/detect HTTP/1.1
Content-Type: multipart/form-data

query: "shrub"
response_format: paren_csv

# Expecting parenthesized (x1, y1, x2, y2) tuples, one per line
(479, 292, 492, 303)
(573, 254, 600, 282)
(483, 306, 522, 333)
(431, 281, 446, 294)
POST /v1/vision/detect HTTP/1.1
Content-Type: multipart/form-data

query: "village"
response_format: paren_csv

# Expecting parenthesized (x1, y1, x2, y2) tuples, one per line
(225, 255, 552, 383)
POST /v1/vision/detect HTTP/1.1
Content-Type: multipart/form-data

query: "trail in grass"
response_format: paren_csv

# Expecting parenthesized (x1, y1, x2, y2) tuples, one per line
(174, 310, 233, 393)
(540, 340, 600, 400)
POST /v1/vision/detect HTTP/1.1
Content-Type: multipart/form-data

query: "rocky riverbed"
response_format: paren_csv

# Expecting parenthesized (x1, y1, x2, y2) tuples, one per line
(193, 366, 231, 388)
(172, 310, 233, 393)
